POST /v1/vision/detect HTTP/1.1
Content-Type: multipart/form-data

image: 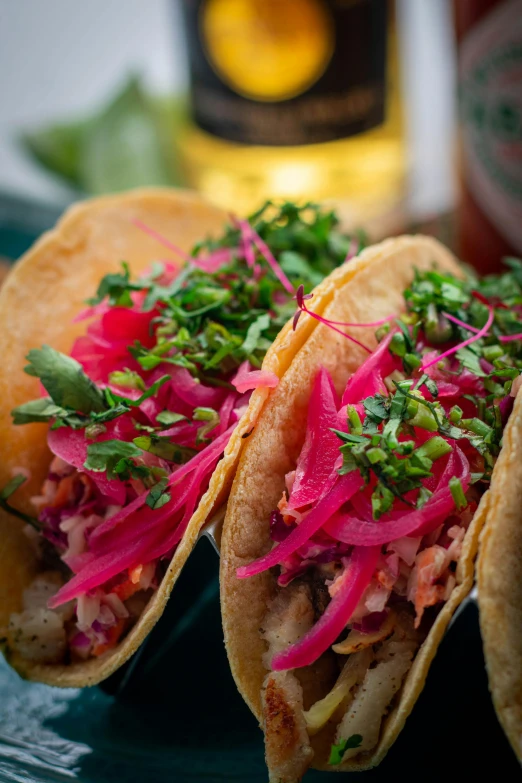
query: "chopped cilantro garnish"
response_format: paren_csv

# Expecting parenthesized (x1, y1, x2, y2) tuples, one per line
(156, 411, 187, 427)
(449, 476, 468, 510)
(193, 407, 220, 444)
(12, 398, 74, 427)
(329, 734, 363, 765)
(109, 369, 146, 391)
(133, 435, 197, 464)
(146, 477, 171, 510)
(91, 203, 365, 385)
(12, 203, 363, 439)
(84, 439, 144, 480)
(335, 382, 475, 519)
(87, 261, 142, 307)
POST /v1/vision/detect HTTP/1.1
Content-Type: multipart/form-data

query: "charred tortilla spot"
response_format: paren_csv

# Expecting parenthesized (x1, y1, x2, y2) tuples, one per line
(265, 676, 299, 745)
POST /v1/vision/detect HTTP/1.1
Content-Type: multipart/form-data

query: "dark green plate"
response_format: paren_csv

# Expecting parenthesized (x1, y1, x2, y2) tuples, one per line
(0, 198, 517, 783)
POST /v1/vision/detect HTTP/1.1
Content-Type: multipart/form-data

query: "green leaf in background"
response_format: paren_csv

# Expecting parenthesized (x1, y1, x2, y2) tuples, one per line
(21, 119, 87, 188)
(20, 76, 186, 194)
(81, 76, 173, 193)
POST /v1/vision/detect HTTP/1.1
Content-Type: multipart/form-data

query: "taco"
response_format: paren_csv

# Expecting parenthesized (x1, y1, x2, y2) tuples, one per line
(0, 189, 359, 686)
(221, 235, 522, 779)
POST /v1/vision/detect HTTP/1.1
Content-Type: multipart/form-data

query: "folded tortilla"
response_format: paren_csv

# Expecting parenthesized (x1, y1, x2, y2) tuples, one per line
(478, 390, 522, 761)
(220, 235, 499, 774)
(0, 187, 316, 688)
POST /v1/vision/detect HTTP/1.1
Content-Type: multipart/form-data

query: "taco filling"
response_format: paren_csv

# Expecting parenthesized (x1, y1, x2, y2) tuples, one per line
(3, 203, 361, 665)
(237, 260, 522, 775)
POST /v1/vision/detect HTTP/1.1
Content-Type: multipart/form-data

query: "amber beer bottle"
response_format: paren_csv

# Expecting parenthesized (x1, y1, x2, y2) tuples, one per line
(178, 0, 405, 218)
(454, 0, 522, 274)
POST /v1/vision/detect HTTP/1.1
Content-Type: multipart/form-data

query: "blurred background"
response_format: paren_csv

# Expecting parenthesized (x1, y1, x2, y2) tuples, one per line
(0, 0, 521, 269)
(0, 2, 457, 250)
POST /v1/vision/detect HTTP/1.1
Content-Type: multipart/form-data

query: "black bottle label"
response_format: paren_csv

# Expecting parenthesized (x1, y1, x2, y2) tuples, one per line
(181, 0, 388, 146)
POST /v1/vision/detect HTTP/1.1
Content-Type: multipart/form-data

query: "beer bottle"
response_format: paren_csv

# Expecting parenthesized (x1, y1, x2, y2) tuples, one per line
(178, 0, 405, 220)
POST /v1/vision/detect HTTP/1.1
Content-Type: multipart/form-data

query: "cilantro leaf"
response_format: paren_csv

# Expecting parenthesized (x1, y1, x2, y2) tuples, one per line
(87, 262, 142, 307)
(133, 435, 197, 464)
(84, 439, 143, 479)
(156, 411, 187, 427)
(146, 477, 171, 510)
(107, 375, 170, 408)
(11, 398, 70, 425)
(109, 369, 146, 391)
(456, 347, 486, 377)
(363, 395, 388, 422)
(241, 312, 271, 356)
(193, 407, 220, 444)
(329, 734, 363, 765)
(24, 346, 106, 414)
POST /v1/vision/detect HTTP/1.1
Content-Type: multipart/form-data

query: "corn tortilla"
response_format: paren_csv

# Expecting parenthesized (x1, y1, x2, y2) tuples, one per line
(220, 235, 498, 770)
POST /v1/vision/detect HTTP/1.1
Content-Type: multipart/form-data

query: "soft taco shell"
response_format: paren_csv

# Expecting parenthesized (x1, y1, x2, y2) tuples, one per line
(478, 390, 522, 761)
(220, 235, 495, 771)
(0, 187, 318, 688)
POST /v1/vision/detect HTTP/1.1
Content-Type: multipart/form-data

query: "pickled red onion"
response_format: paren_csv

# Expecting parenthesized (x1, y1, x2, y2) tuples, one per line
(342, 331, 397, 404)
(287, 367, 341, 510)
(231, 361, 279, 394)
(236, 472, 364, 579)
(271, 546, 380, 671)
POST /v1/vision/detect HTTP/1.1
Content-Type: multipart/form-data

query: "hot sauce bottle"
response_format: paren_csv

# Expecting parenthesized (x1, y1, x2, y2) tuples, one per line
(454, 0, 522, 273)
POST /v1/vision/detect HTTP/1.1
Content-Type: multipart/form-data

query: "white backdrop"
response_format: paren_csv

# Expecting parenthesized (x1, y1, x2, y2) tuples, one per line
(0, 0, 457, 217)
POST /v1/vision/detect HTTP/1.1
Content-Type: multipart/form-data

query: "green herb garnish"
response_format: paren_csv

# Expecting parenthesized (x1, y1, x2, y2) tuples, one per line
(145, 477, 171, 510)
(329, 734, 363, 765)
(24, 346, 105, 414)
(133, 435, 197, 464)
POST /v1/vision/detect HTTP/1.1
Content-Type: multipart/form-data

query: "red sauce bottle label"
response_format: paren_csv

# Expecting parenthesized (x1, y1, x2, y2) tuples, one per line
(458, 0, 522, 267)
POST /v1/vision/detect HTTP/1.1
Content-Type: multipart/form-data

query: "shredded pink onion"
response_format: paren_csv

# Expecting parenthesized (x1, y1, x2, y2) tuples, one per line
(231, 361, 279, 394)
(249, 226, 295, 295)
(169, 368, 226, 410)
(237, 472, 364, 579)
(271, 546, 380, 671)
(49, 530, 164, 607)
(288, 367, 341, 510)
(342, 331, 397, 404)
(216, 391, 239, 434)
